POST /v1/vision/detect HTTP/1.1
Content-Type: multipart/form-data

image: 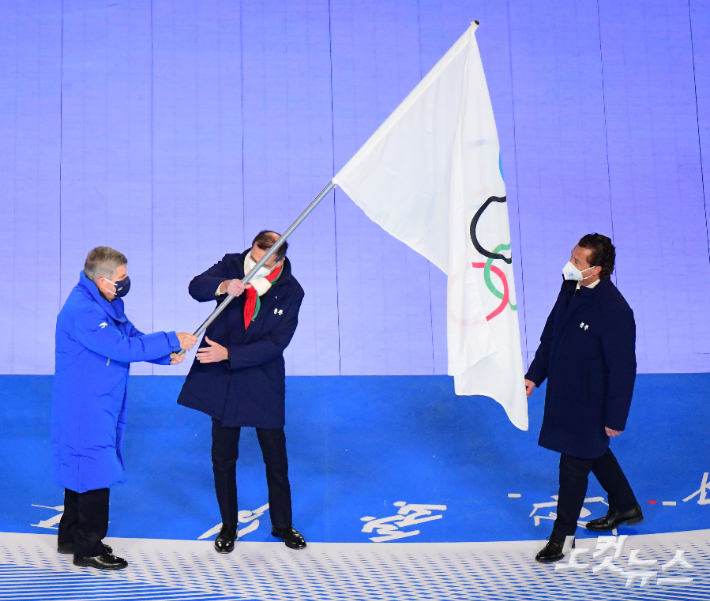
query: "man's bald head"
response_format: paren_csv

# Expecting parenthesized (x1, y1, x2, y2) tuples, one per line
(251, 230, 288, 265)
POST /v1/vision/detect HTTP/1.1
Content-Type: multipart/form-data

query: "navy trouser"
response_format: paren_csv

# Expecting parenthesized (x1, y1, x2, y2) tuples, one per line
(551, 447, 638, 540)
(57, 487, 110, 557)
(211, 419, 292, 530)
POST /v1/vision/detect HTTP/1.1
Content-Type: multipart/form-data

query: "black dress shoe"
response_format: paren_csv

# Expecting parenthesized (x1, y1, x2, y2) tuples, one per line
(271, 526, 307, 550)
(73, 552, 128, 570)
(585, 504, 643, 531)
(214, 525, 238, 554)
(535, 538, 573, 563)
(58, 542, 112, 555)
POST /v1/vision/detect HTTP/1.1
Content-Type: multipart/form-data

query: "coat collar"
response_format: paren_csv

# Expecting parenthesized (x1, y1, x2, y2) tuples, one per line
(561, 277, 611, 300)
(579, 277, 611, 297)
(78, 271, 127, 323)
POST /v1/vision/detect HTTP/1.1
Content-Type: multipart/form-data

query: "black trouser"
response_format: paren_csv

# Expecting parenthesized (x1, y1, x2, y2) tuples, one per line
(551, 447, 638, 540)
(211, 418, 292, 530)
(57, 488, 110, 557)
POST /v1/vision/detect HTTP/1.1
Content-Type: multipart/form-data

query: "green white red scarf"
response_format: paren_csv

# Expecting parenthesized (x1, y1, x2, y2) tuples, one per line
(243, 263, 283, 329)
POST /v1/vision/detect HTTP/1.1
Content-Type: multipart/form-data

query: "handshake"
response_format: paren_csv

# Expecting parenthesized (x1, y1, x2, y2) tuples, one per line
(169, 332, 199, 365)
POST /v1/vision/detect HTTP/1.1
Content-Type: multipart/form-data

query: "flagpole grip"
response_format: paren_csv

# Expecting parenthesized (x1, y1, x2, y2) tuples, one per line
(176, 180, 337, 356)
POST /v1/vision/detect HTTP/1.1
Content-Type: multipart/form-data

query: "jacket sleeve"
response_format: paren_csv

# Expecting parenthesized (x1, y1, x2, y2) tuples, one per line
(73, 308, 181, 363)
(601, 307, 637, 431)
(147, 352, 176, 366)
(227, 293, 303, 370)
(125, 319, 177, 365)
(189, 255, 231, 302)
(525, 304, 555, 387)
(125, 320, 145, 338)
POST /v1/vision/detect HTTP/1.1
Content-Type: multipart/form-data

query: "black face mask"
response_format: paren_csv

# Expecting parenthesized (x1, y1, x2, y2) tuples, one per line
(103, 276, 131, 298)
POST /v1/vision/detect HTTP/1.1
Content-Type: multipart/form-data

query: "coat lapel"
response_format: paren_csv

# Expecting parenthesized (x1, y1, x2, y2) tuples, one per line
(557, 279, 609, 334)
(559, 293, 592, 332)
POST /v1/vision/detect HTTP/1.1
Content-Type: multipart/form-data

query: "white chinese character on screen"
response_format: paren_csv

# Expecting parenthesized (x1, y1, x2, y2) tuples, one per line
(361, 502, 447, 542)
(683, 472, 710, 505)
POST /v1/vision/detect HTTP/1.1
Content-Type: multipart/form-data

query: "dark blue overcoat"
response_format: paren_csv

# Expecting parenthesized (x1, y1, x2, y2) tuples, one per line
(52, 272, 180, 493)
(177, 250, 304, 428)
(525, 279, 637, 459)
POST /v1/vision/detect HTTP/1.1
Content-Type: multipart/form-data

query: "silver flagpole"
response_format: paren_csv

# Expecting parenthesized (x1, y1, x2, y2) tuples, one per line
(177, 180, 337, 356)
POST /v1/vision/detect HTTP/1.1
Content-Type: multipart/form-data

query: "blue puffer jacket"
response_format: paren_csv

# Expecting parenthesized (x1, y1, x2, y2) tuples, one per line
(51, 271, 181, 493)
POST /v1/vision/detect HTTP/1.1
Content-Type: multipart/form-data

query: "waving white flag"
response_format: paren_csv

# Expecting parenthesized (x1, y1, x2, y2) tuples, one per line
(332, 23, 528, 430)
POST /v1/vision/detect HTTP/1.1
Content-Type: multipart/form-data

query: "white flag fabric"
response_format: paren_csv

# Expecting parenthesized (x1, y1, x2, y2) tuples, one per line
(332, 23, 528, 430)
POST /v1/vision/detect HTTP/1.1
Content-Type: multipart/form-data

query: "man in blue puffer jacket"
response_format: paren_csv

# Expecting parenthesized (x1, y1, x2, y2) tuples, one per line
(51, 246, 197, 570)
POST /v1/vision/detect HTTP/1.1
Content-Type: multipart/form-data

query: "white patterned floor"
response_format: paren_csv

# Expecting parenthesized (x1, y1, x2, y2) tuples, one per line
(0, 530, 708, 600)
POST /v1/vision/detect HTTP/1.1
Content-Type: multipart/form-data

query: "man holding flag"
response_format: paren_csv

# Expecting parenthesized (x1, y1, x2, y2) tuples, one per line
(178, 21, 529, 556)
(177, 231, 307, 554)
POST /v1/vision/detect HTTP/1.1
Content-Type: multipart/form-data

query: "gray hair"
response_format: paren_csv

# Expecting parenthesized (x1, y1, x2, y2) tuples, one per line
(84, 246, 127, 281)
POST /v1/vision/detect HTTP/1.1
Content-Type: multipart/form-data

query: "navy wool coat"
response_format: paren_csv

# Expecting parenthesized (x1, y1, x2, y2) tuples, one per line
(525, 279, 637, 459)
(177, 250, 304, 428)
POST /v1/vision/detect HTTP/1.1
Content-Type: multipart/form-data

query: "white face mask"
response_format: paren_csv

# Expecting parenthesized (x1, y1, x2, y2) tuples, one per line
(562, 261, 597, 281)
(246, 254, 274, 279)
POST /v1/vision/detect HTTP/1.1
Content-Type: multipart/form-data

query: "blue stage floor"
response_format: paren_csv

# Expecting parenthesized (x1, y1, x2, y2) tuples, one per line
(1, 373, 709, 545)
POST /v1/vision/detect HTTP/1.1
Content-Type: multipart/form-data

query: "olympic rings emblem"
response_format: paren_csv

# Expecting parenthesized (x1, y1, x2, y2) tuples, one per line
(469, 196, 517, 321)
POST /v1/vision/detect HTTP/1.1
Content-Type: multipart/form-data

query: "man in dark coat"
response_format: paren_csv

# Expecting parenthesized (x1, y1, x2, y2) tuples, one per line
(177, 231, 306, 553)
(525, 233, 643, 563)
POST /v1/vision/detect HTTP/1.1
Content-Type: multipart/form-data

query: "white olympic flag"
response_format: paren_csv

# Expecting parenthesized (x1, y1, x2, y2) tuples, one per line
(332, 23, 528, 430)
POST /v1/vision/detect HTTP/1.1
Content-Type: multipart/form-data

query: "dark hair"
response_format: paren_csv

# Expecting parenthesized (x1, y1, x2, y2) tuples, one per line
(252, 230, 288, 262)
(84, 246, 128, 281)
(578, 233, 615, 280)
